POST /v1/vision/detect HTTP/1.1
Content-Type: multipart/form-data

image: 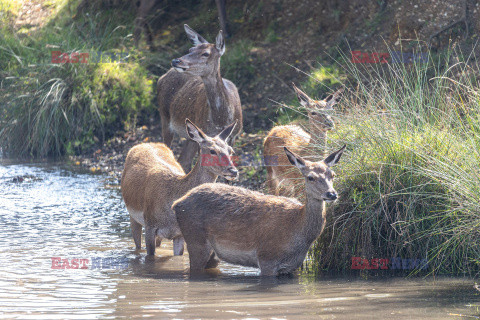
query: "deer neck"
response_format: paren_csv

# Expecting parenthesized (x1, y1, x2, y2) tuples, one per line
(301, 196, 327, 244)
(201, 67, 230, 127)
(179, 155, 217, 191)
(309, 119, 328, 156)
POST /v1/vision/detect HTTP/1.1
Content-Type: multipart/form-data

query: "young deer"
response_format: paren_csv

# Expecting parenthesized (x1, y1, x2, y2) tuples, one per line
(264, 85, 343, 198)
(121, 119, 238, 257)
(157, 24, 243, 171)
(173, 145, 346, 276)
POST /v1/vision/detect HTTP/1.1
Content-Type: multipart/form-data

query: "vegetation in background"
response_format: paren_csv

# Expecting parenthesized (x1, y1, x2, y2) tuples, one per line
(303, 44, 480, 275)
(0, 0, 154, 156)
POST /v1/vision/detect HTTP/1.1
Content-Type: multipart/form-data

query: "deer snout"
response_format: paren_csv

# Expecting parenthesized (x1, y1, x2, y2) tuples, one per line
(172, 59, 188, 72)
(325, 191, 338, 202)
(224, 167, 238, 181)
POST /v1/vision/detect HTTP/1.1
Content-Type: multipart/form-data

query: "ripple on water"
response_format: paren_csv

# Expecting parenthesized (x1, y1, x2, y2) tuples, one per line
(0, 162, 478, 319)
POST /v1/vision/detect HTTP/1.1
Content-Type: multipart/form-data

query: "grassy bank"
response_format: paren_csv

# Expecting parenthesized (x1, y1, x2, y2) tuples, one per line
(0, 0, 154, 157)
(306, 45, 480, 275)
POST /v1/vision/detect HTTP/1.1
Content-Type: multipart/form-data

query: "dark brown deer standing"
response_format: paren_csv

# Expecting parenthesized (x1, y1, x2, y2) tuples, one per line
(121, 119, 238, 257)
(264, 85, 343, 198)
(173, 145, 346, 276)
(157, 24, 242, 171)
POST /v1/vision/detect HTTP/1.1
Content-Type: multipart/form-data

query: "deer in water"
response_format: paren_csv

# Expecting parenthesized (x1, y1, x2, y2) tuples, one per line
(157, 24, 242, 171)
(121, 119, 238, 257)
(263, 84, 343, 199)
(173, 145, 345, 276)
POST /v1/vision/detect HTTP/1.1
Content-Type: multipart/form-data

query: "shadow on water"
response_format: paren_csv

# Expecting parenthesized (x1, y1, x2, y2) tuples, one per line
(0, 160, 478, 319)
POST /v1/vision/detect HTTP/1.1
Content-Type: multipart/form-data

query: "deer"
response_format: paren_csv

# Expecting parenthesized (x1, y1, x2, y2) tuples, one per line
(157, 24, 242, 172)
(263, 84, 343, 199)
(173, 145, 346, 276)
(121, 119, 238, 257)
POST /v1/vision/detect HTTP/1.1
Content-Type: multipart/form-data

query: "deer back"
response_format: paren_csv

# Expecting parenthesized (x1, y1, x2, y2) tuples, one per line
(264, 124, 311, 198)
(174, 183, 306, 257)
(121, 143, 184, 215)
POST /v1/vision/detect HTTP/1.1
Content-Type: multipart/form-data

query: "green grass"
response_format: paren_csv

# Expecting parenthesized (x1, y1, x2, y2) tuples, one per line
(0, 0, 155, 157)
(305, 44, 480, 275)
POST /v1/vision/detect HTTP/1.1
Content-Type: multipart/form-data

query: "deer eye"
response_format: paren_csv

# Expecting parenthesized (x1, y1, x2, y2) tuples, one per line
(202, 52, 210, 57)
(308, 176, 315, 181)
(310, 112, 317, 116)
(210, 150, 216, 155)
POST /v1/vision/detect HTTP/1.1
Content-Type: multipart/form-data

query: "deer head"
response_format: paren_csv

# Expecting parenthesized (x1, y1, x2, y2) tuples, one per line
(171, 24, 225, 77)
(284, 145, 346, 202)
(293, 84, 343, 132)
(185, 119, 238, 180)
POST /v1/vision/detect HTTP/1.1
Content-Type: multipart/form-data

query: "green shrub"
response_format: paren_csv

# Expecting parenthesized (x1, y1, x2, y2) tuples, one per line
(0, 1, 154, 157)
(306, 45, 480, 275)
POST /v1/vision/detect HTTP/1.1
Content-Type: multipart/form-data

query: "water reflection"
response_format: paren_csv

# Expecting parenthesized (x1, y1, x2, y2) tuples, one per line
(0, 161, 478, 319)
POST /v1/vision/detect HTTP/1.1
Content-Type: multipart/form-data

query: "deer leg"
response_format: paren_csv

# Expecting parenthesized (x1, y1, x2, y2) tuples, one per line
(266, 166, 277, 194)
(130, 216, 142, 250)
(187, 243, 213, 273)
(258, 259, 278, 277)
(173, 237, 184, 256)
(178, 140, 199, 172)
(161, 117, 174, 147)
(145, 226, 156, 256)
(205, 252, 219, 269)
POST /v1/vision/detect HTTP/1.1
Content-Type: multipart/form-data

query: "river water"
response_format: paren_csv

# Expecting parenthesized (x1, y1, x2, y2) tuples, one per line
(0, 161, 478, 319)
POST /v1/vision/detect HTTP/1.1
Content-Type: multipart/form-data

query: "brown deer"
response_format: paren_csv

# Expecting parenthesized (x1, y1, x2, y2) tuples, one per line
(173, 145, 346, 276)
(263, 85, 343, 198)
(157, 24, 242, 171)
(121, 119, 238, 257)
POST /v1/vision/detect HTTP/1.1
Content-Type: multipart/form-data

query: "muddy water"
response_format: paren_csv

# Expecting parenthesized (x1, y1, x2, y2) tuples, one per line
(0, 161, 478, 319)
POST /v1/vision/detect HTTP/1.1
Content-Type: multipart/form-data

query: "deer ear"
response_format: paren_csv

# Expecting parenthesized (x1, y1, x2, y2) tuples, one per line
(324, 87, 344, 110)
(184, 24, 208, 46)
(284, 147, 306, 169)
(216, 30, 225, 56)
(218, 120, 237, 142)
(324, 145, 346, 167)
(292, 83, 310, 107)
(185, 119, 207, 143)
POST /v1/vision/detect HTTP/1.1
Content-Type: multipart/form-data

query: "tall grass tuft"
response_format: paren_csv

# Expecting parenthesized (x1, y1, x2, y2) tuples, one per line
(0, 0, 154, 157)
(306, 43, 480, 275)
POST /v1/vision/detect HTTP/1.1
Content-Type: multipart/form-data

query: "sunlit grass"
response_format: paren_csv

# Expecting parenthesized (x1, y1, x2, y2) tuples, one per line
(305, 43, 480, 275)
(0, 0, 154, 157)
